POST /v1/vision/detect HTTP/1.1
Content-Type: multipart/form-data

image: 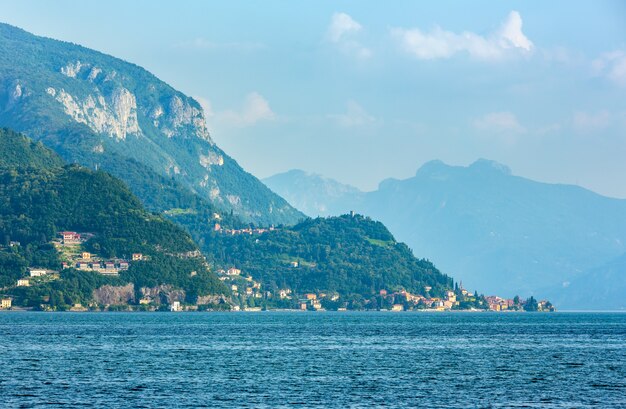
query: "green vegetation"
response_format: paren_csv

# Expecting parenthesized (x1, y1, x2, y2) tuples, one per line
(0, 129, 226, 308)
(0, 128, 64, 169)
(204, 214, 453, 299)
(0, 22, 303, 226)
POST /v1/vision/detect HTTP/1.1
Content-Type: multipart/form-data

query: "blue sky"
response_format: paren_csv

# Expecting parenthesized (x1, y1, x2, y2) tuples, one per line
(2, 1, 626, 197)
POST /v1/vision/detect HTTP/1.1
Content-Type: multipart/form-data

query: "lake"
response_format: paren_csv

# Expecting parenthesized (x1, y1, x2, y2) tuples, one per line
(0, 312, 624, 408)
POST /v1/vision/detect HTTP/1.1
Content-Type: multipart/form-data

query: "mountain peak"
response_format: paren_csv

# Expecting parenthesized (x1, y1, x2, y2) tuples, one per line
(469, 159, 512, 175)
(414, 159, 453, 176)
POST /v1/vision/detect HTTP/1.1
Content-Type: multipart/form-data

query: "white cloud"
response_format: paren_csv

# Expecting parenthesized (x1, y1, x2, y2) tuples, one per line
(201, 93, 275, 128)
(473, 111, 525, 133)
(328, 101, 376, 128)
(592, 51, 626, 87)
(391, 11, 533, 61)
(327, 12, 372, 59)
(328, 12, 362, 42)
(498, 11, 533, 51)
(572, 111, 611, 132)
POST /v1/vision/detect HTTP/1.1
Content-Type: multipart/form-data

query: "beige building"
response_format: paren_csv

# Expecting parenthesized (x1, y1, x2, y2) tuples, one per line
(1, 298, 12, 309)
(17, 279, 30, 287)
(226, 267, 241, 276)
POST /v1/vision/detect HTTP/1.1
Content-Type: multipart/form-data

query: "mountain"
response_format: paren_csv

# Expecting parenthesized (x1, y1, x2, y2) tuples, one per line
(546, 253, 626, 311)
(266, 160, 626, 308)
(0, 127, 65, 169)
(204, 213, 454, 301)
(0, 23, 303, 226)
(0, 129, 464, 311)
(263, 169, 364, 217)
(0, 128, 227, 309)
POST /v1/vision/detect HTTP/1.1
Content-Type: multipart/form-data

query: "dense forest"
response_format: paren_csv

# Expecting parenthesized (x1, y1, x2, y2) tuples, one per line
(0, 128, 226, 308)
(205, 214, 453, 298)
(0, 128, 457, 310)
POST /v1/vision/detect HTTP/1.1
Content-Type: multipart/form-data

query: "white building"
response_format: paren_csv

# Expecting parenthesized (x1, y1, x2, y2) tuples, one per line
(29, 268, 49, 277)
(170, 301, 182, 312)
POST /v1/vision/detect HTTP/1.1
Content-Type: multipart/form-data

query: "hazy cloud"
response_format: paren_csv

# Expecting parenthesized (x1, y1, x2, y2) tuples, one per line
(391, 11, 533, 61)
(473, 111, 525, 133)
(201, 93, 276, 128)
(327, 12, 372, 59)
(193, 95, 214, 118)
(592, 51, 626, 87)
(328, 101, 376, 127)
(328, 12, 362, 42)
(572, 111, 610, 132)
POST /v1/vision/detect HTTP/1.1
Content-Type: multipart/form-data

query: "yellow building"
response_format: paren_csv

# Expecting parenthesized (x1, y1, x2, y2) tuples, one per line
(1, 298, 11, 309)
(82, 252, 91, 260)
(17, 279, 30, 287)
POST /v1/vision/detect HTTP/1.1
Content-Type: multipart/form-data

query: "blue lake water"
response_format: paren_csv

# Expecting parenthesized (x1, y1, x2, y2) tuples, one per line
(0, 312, 624, 408)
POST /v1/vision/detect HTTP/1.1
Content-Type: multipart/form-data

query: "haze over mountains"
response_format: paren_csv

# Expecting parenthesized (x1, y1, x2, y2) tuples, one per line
(0, 23, 464, 311)
(264, 160, 626, 310)
(0, 23, 302, 226)
(1, 20, 621, 311)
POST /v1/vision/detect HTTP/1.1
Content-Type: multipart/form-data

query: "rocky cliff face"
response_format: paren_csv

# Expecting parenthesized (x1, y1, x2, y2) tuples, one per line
(0, 23, 302, 226)
(93, 283, 135, 305)
(50, 60, 212, 143)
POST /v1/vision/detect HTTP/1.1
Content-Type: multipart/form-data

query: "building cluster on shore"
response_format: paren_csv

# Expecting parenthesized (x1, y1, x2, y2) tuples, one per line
(8, 232, 144, 290)
(1, 230, 555, 313)
(213, 224, 275, 236)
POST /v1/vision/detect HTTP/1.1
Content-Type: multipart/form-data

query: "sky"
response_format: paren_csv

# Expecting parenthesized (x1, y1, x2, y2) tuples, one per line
(2, 1, 626, 197)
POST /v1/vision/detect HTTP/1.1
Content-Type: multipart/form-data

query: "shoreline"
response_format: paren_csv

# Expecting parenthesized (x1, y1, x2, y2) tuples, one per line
(0, 307, 626, 314)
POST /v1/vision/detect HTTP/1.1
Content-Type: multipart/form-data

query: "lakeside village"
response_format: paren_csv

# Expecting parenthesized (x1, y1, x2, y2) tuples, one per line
(0, 228, 555, 313)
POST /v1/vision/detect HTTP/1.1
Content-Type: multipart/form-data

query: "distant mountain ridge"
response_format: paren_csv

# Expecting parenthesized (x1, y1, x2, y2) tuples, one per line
(265, 160, 626, 309)
(263, 169, 364, 217)
(0, 22, 303, 226)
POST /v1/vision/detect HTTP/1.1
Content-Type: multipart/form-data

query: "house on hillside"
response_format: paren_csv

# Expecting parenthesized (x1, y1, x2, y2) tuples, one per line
(226, 268, 241, 276)
(17, 279, 30, 287)
(103, 262, 118, 275)
(60, 231, 81, 245)
(132, 253, 143, 261)
(29, 268, 50, 277)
